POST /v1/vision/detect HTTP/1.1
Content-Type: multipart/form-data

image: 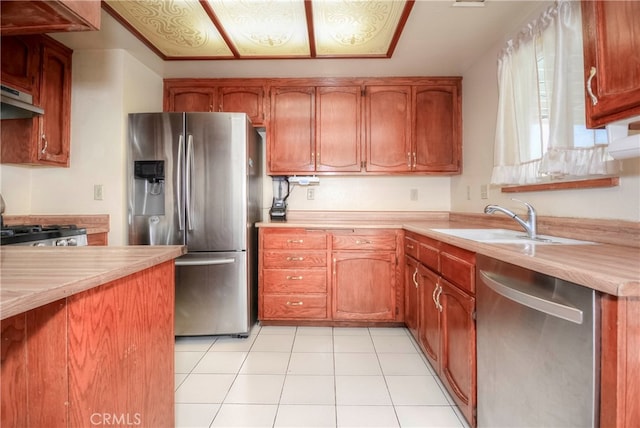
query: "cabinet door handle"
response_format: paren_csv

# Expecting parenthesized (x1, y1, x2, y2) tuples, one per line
(287, 239, 304, 244)
(412, 268, 419, 288)
(286, 256, 304, 261)
(355, 239, 372, 245)
(40, 134, 48, 154)
(407, 152, 411, 167)
(406, 244, 414, 250)
(286, 301, 304, 306)
(436, 285, 443, 312)
(413, 152, 417, 168)
(432, 282, 439, 308)
(286, 275, 303, 280)
(586, 66, 598, 106)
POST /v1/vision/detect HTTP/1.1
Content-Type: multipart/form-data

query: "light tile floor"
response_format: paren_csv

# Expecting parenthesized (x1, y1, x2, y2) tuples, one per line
(175, 325, 470, 428)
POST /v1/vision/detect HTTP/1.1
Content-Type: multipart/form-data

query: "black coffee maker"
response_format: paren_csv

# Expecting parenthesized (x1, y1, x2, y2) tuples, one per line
(269, 176, 289, 221)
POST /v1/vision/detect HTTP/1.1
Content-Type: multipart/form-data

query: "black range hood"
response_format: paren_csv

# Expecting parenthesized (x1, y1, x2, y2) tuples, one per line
(1, 85, 44, 119)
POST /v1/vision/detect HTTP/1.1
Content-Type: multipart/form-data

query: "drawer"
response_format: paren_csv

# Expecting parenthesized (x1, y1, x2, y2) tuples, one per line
(404, 236, 419, 259)
(262, 250, 327, 268)
(332, 230, 397, 250)
(418, 240, 439, 272)
(440, 244, 476, 294)
(262, 294, 328, 319)
(262, 229, 327, 249)
(263, 269, 327, 293)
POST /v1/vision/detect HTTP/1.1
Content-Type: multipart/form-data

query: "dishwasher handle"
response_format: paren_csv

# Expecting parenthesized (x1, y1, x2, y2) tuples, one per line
(479, 270, 584, 324)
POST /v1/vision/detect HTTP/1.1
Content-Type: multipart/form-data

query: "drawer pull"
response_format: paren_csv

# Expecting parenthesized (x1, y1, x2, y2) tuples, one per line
(355, 239, 372, 245)
(286, 275, 304, 280)
(406, 244, 414, 249)
(286, 301, 304, 306)
(287, 239, 304, 243)
(286, 256, 305, 261)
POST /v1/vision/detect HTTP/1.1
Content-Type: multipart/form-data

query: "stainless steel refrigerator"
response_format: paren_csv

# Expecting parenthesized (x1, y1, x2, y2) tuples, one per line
(127, 112, 262, 336)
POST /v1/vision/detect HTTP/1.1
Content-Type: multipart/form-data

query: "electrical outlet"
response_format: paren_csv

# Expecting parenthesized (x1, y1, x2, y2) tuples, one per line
(480, 184, 488, 199)
(307, 188, 315, 200)
(94, 184, 104, 201)
(410, 188, 418, 201)
(466, 185, 471, 200)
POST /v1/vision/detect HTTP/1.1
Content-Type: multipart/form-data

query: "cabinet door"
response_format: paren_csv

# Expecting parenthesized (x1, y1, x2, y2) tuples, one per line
(268, 86, 315, 174)
(418, 264, 440, 371)
(365, 86, 412, 172)
(166, 87, 216, 112)
(316, 86, 362, 172)
(413, 85, 460, 173)
(0, 35, 40, 94)
(404, 256, 420, 341)
(581, 1, 640, 127)
(439, 278, 476, 426)
(220, 86, 265, 126)
(332, 251, 396, 321)
(37, 39, 71, 166)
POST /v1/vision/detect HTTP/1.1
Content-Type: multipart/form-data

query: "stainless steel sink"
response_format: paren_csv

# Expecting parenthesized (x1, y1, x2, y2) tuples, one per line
(430, 228, 594, 245)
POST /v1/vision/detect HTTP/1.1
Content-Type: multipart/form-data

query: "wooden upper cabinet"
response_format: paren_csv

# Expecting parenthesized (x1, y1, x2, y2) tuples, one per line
(365, 85, 412, 172)
(37, 39, 72, 165)
(0, 0, 101, 35)
(268, 86, 316, 174)
(413, 85, 461, 173)
(220, 86, 265, 125)
(1, 36, 72, 167)
(316, 86, 362, 172)
(0, 35, 41, 94)
(167, 87, 217, 112)
(581, 1, 640, 128)
(163, 80, 266, 126)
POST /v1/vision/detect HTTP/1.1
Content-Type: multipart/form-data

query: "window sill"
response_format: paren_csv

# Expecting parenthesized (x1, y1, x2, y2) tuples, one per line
(501, 176, 620, 193)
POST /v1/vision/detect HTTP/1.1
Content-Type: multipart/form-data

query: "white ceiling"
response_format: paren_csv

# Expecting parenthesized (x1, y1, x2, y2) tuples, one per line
(51, 0, 547, 79)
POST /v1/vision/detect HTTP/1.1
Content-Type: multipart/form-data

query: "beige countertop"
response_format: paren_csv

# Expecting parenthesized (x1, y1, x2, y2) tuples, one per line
(0, 245, 186, 320)
(257, 219, 640, 297)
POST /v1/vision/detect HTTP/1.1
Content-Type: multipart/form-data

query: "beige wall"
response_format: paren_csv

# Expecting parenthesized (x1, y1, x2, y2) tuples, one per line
(452, 41, 640, 222)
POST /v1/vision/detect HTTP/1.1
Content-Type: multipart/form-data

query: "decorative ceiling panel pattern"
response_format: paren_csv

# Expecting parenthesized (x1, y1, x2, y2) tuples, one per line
(102, 0, 414, 60)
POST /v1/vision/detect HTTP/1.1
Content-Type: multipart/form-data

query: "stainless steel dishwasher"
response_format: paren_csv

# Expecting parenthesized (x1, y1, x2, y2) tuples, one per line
(476, 254, 600, 428)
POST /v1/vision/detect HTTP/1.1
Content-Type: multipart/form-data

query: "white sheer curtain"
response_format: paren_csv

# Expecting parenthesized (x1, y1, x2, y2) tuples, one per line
(491, 0, 619, 185)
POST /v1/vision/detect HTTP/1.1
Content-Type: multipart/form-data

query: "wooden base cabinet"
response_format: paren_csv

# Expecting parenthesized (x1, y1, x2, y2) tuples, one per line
(1, 261, 175, 427)
(259, 228, 402, 324)
(404, 231, 477, 427)
(259, 229, 330, 321)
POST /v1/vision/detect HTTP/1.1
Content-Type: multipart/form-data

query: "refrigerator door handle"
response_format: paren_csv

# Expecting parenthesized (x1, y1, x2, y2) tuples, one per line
(175, 257, 236, 267)
(177, 134, 185, 231)
(186, 134, 194, 231)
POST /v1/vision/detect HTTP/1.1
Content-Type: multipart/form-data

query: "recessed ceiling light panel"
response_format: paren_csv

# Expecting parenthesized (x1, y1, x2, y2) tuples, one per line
(313, 0, 408, 56)
(206, 0, 310, 57)
(105, 0, 233, 57)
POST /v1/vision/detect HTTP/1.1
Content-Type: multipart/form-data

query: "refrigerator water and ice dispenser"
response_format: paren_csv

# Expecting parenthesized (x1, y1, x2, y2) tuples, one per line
(133, 160, 165, 216)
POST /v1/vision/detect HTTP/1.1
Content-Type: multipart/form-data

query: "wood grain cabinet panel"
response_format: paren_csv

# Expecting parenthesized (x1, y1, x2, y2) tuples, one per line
(316, 86, 362, 172)
(332, 250, 397, 321)
(0, 0, 101, 35)
(418, 263, 441, 370)
(259, 228, 330, 321)
(413, 85, 461, 172)
(268, 86, 316, 173)
(0, 35, 40, 93)
(0, 262, 174, 428)
(581, 1, 640, 127)
(163, 80, 266, 125)
(1, 35, 71, 167)
(365, 85, 412, 172)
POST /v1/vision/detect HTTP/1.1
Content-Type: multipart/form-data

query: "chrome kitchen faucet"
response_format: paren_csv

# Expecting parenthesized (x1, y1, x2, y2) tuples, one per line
(484, 199, 538, 239)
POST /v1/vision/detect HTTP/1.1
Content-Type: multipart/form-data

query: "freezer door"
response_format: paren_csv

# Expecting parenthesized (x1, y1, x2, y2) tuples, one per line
(174, 251, 254, 336)
(128, 113, 185, 246)
(185, 113, 248, 251)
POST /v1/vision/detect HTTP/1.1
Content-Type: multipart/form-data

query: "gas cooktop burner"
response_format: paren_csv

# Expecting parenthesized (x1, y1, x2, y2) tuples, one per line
(0, 224, 87, 246)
